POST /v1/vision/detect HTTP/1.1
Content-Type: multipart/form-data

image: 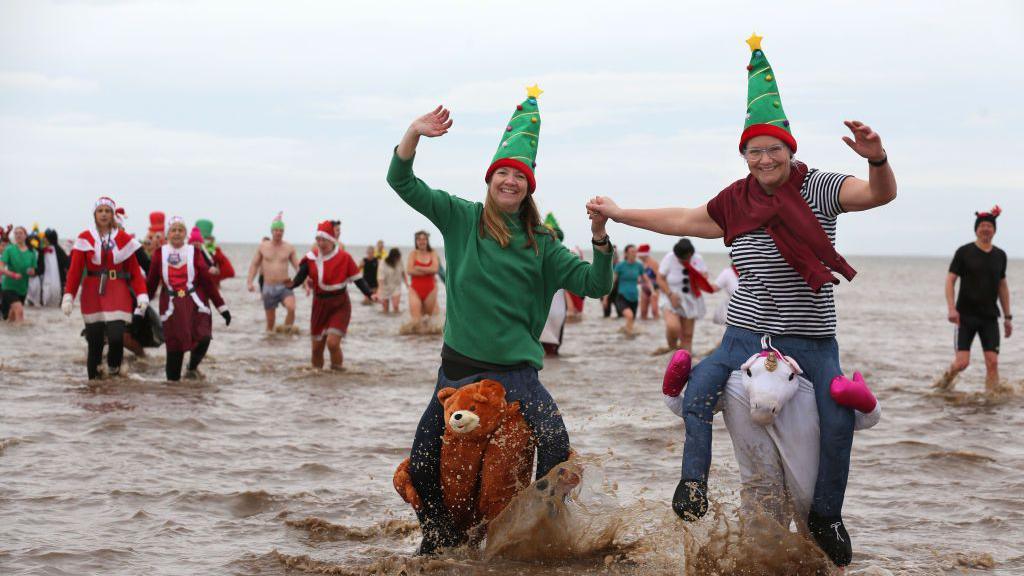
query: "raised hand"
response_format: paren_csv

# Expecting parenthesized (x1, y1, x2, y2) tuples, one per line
(586, 196, 622, 223)
(841, 120, 885, 162)
(410, 105, 453, 138)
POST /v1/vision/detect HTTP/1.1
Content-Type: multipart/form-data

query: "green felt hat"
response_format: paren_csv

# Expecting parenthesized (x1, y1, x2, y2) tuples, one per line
(739, 33, 797, 153)
(543, 212, 564, 241)
(486, 84, 543, 193)
(195, 219, 214, 238)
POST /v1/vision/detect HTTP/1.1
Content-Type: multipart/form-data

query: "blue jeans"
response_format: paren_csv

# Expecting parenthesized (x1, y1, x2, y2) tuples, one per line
(681, 325, 854, 517)
(409, 366, 571, 529)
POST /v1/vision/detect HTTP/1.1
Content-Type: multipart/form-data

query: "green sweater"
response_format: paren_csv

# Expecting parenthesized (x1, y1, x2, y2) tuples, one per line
(387, 151, 612, 369)
(1, 244, 37, 295)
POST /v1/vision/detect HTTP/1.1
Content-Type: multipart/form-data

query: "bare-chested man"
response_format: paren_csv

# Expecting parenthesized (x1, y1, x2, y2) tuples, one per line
(247, 213, 299, 332)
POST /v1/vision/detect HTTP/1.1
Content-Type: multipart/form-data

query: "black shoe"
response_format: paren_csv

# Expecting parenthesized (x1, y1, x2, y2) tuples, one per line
(808, 510, 852, 566)
(414, 517, 463, 556)
(672, 478, 708, 521)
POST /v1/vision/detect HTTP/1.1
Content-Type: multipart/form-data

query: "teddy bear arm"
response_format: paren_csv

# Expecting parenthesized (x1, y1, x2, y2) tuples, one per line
(393, 458, 423, 511)
(478, 411, 536, 522)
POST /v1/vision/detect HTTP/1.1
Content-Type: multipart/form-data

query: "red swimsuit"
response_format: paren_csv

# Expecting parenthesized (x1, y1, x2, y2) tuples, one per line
(410, 253, 436, 301)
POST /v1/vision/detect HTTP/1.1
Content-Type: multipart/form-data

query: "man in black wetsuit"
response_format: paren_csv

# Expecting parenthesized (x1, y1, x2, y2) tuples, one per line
(939, 206, 1013, 393)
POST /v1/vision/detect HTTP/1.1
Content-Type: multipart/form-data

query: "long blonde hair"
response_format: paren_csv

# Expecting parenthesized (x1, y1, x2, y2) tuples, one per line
(478, 193, 550, 253)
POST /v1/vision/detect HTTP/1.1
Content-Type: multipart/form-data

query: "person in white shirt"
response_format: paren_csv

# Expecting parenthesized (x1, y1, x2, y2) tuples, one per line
(655, 238, 714, 353)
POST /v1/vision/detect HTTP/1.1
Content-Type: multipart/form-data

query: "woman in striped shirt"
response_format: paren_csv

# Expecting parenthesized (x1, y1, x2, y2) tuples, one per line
(586, 36, 897, 568)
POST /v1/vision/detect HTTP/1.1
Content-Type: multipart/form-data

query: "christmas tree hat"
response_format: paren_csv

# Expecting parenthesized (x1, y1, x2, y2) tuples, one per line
(543, 212, 564, 241)
(739, 33, 797, 153)
(486, 84, 543, 193)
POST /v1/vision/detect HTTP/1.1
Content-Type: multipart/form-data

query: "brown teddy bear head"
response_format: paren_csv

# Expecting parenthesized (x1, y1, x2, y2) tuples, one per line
(436, 379, 508, 439)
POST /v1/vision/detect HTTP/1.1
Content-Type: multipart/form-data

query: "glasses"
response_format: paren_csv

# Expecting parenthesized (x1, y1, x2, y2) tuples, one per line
(743, 144, 788, 162)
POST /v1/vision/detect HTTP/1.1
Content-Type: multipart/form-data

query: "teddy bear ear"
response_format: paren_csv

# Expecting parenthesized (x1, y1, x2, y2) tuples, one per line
(437, 387, 458, 403)
(477, 379, 507, 403)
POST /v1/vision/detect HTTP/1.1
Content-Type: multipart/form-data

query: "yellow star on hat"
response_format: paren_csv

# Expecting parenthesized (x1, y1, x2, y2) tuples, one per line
(746, 32, 763, 52)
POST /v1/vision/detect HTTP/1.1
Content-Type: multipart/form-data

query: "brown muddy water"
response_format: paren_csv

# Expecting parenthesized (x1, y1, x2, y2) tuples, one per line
(1, 245, 1022, 575)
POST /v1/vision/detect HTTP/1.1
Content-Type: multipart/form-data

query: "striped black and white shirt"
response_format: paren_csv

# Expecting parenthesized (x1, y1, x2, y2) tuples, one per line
(726, 169, 850, 338)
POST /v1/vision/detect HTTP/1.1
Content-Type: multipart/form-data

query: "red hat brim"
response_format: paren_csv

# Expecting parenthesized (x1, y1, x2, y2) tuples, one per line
(739, 124, 797, 154)
(485, 158, 536, 194)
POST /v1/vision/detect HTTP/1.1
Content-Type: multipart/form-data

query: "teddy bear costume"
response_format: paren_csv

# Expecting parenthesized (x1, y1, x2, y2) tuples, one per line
(394, 380, 535, 534)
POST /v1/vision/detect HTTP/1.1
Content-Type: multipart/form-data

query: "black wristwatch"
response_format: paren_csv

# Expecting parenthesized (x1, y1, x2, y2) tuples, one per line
(591, 234, 610, 247)
(868, 150, 888, 167)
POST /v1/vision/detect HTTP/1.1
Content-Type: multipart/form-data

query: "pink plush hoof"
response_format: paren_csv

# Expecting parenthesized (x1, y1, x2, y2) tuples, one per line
(830, 371, 877, 413)
(663, 349, 692, 397)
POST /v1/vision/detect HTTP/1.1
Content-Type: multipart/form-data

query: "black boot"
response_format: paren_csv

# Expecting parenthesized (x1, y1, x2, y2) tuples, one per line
(808, 510, 852, 566)
(415, 513, 463, 556)
(671, 478, 708, 521)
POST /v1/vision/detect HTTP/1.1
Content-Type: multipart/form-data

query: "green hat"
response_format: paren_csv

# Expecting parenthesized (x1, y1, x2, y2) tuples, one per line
(486, 84, 543, 193)
(195, 219, 214, 238)
(270, 211, 284, 231)
(739, 33, 797, 153)
(543, 212, 564, 241)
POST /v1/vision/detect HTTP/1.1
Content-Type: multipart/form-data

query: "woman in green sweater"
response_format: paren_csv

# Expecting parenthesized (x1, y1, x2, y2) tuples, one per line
(1, 226, 38, 323)
(387, 90, 613, 554)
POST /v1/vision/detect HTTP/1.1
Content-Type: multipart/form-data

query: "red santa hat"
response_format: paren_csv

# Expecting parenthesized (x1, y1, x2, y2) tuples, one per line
(149, 211, 166, 234)
(316, 220, 337, 242)
(637, 243, 651, 257)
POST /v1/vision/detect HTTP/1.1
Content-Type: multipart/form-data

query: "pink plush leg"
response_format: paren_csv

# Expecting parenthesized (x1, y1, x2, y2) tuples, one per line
(830, 371, 877, 413)
(663, 349, 692, 397)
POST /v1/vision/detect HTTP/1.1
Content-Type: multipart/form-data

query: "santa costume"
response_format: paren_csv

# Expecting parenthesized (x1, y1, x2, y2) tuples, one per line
(290, 220, 374, 344)
(62, 196, 148, 379)
(147, 217, 230, 381)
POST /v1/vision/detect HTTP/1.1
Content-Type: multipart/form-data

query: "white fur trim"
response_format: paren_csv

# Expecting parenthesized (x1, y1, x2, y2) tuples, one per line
(316, 231, 337, 242)
(136, 294, 150, 307)
(160, 246, 210, 321)
(83, 310, 132, 323)
(314, 246, 350, 292)
(76, 230, 140, 266)
(663, 394, 685, 418)
(217, 304, 229, 314)
(854, 403, 881, 431)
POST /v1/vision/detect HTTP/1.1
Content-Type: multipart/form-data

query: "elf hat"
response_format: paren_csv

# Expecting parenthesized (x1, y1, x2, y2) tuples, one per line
(485, 84, 543, 193)
(149, 211, 166, 234)
(316, 220, 337, 242)
(543, 212, 564, 241)
(196, 219, 214, 239)
(739, 34, 797, 154)
(271, 212, 285, 231)
(975, 205, 1001, 230)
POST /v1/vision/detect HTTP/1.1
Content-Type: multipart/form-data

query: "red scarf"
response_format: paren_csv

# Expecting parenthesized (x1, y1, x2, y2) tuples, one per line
(706, 162, 856, 292)
(682, 260, 714, 298)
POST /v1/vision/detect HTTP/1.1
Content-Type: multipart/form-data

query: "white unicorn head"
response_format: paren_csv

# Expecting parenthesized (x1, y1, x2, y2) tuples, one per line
(741, 350, 803, 426)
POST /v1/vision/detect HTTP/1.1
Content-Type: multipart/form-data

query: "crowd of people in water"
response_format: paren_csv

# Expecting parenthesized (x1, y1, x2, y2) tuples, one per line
(1, 34, 1014, 572)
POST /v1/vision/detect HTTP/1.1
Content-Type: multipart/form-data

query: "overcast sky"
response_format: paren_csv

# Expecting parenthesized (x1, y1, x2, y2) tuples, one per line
(1, 0, 1020, 257)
